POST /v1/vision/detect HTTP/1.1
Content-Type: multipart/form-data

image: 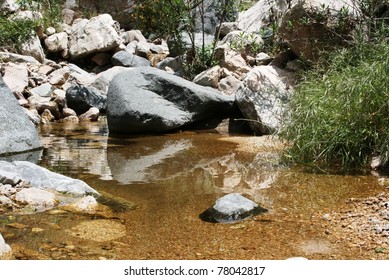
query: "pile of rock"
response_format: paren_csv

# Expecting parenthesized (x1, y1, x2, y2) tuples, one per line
(0, 0, 359, 134)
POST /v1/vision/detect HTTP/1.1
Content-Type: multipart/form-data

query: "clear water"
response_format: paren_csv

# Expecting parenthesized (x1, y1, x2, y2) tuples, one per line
(0, 117, 385, 260)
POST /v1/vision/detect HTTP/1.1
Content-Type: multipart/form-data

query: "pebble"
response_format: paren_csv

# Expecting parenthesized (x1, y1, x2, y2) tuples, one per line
(0, 195, 13, 207)
(31, 228, 44, 233)
(322, 214, 332, 221)
(0, 185, 16, 196)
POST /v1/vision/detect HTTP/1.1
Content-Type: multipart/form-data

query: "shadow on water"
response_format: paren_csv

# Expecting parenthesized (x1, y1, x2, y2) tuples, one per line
(2, 117, 387, 260)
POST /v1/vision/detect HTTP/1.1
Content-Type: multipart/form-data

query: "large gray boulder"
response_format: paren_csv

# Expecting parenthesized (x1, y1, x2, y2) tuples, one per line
(0, 75, 42, 156)
(235, 66, 295, 135)
(0, 160, 98, 196)
(199, 193, 268, 223)
(107, 67, 235, 133)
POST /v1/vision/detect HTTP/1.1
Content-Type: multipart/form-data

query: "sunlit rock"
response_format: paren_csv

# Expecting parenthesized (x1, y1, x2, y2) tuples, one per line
(0, 233, 12, 260)
(0, 75, 43, 155)
(235, 65, 295, 135)
(0, 160, 98, 196)
(15, 187, 57, 208)
(68, 14, 121, 59)
(199, 193, 268, 223)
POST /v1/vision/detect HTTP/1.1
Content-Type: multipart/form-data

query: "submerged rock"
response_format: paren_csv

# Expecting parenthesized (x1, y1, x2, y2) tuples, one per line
(14, 187, 57, 208)
(199, 193, 268, 223)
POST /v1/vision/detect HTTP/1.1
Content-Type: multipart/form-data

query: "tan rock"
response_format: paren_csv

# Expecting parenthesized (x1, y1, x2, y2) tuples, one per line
(2, 63, 28, 94)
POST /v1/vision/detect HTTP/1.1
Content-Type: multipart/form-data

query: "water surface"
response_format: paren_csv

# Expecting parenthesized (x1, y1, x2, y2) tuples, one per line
(1, 117, 386, 260)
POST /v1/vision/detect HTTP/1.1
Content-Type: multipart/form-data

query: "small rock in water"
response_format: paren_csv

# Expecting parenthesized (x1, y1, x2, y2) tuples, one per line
(199, 193, 268, 223)
(322, 214, 332, 221)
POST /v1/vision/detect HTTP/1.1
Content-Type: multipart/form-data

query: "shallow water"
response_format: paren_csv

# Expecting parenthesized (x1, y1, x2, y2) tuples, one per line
(1, 117, 386, 260)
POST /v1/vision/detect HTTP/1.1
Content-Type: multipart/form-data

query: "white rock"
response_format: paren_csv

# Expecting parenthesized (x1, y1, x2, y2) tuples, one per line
(44, 32, 68, 54)
(222, 53, 250, 77)
(69, 195, 98, 213)
(2, 63, 28, 94)
(48, 67, 70, 85)
(30, 83, 55, 98)
(12, 10, 42, 21)
(91, 66, 128, 95)
(121, 29, 147, 44)
(0, 0, 19, 15)
(218, 75, 241, 96)
(256, 52, 272, 65)
(0, 195, 13, 206)
(0, 184, 16, 196)
(79, 107, 100, 121)
(0, 51, 39, 64)
(62, 107, 77, 118)
(0, 161, 99, 196)
(45, 27, 56, 36)
(0, 233, 12, 260)
(235, 65, 295, 134)
(20, 35, 45, 63)
(193, 65, 221, 88)
(15, 187, 57, 207)
(69, 14, 121, 59)
(237, 0, 290, 33)
(62, 8, 75, 25)
(67, 63, 96, 85)
(213, 193, 258, 214)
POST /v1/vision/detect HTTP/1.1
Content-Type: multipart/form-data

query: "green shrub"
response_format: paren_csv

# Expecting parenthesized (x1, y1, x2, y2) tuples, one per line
(0, 0, 64, 50)
(0, 16, 40, 50)
(279, 41, 389, 170)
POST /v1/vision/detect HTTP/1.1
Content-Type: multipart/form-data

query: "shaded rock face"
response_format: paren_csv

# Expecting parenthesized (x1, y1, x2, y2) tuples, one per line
(199, 193, 268, 223)
(0, 75, 42, 156)
(279, 0, 356, 62)
(75, 0, 135, 30)
(66, 85, 106, 115)
(107, 67, 235, 134)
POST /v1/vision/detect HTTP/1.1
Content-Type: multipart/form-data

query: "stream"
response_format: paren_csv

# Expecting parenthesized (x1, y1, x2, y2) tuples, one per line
(1, 117, 387, 260)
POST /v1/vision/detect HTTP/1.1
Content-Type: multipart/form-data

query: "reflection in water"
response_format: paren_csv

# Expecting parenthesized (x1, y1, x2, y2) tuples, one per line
(39, 119, 112, 180)
(107, 139, 192, 184)
(40, 117, 279, 201)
